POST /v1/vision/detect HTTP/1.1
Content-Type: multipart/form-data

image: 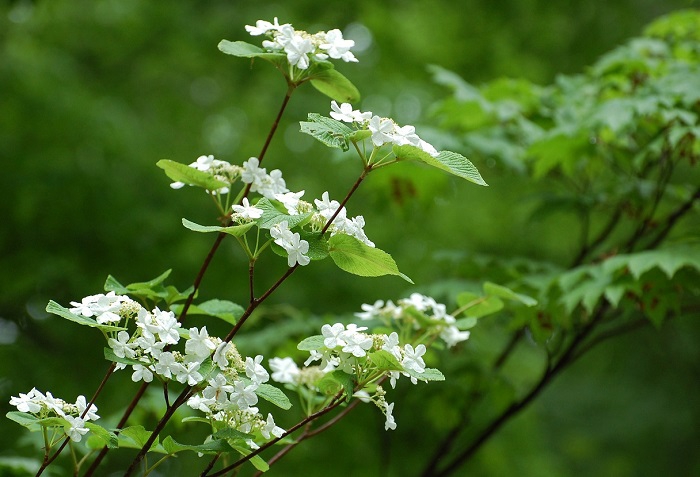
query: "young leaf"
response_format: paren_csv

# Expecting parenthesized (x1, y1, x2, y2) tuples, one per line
(318, 370, 355, 399)
(455, 293, 504, 318)
(182, 218, 255, 237)
(161, 435, 231, 455)
(393, 145, 488, 186)
(255, 383, 292, 410)
(156, 159, 227, 191)
(405, 367, 445, 382)
(231, 444, 270, 472)
(255, 198, 313, 230)
(299, 113, 354, 151)
(120, 425, 159, 450)
(328, 234, 413, 283)
(6, 412, 41, 430)
(217, 40, 286, 64)
(309, 68, 361, 103)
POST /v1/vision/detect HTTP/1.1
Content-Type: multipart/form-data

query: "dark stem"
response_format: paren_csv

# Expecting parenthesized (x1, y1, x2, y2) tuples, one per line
(321, 166, 371, 235)
(644, 187, 700, 250)
(571, 207, 622, 267)
(426, 307, 606, 477)
(242, 84, 295, 199)
(83, 381, 150, 476)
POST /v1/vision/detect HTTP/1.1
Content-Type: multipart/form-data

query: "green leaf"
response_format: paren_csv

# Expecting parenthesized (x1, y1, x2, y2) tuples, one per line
(231, 444, 269, 472)
(455, 317, 478, 330)
(85, 422, 119, 449)
(255, 383, 292, 410)
(483, 282, 538, 306)
(300, 231, 330, 261)
(212, 427, 253, 441)
(297, 335, 325, 351)
(46, 301, 124, 332)
(393, 145, 488, 186)
(182, 218, 256, 237)
(161, 435, 231, 455)
(171, 299, 244, 326)
(405, 367, 445, 382)
(6, 412, 41, 430)
(104, 347, 144, 367)
(256, 198, 313, 230)
(299, 113, 354, 151)
(368, 350, 404, 371)
(318, 370, 355, 399)
(120, 425, 159, 450)
(455, 293, 504, 318)
(328, 234, 413, 283)
(217, 40, 286, 64)
(156, 159, 227, 191)
(309, 68, 361, 103)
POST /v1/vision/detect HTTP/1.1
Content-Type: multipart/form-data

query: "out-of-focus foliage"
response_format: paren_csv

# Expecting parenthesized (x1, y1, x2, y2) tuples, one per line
(2, 0, 698, 476)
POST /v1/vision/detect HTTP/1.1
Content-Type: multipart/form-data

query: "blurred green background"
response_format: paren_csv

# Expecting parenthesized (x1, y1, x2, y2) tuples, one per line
(1, 0, 699, 475)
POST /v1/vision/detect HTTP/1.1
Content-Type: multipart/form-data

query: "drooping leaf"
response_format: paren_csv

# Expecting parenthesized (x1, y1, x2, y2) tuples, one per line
(156, 159, 227, 191)
(119, 425, 159, 450)
(405, 367, 445, 382)
(328, 234, 413, 283)
(217, 40, 286, 65)
(393, 145, 487, 186)
(309, 67, 361, 103)
(368, 350, 404, 371)
(161, 435, 232, 455)
(46, 301, 124, 332)
(85, 422, 119, 449)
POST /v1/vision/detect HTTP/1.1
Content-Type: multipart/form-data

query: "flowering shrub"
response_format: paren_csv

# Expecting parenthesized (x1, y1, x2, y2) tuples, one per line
(7, 18, 492, 477)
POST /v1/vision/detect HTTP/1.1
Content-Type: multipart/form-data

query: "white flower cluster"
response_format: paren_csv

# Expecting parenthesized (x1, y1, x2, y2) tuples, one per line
(330, 101, 440, 157)
(355, 293, 471, 348)
(246, 18, 358, 70)
(9, 388, 99, 442)
(170, 154, 242, 194)
(69, 292, 284, 448)
(266, 322, 438, 431)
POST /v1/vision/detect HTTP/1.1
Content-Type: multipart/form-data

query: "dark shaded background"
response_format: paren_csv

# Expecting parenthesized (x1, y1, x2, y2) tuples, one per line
(1, 1, 698, 475)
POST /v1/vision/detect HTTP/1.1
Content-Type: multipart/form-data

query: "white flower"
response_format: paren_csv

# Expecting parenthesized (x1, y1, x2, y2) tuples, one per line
(440, 326, 470, 347)
(213, 341, 233, 369)
(329, 101, 370, 123)
(419, 139, 439, 157)
(135, 333, 165, 358)
(285, 34, 314, 69)
(283, 233, 310, 267)
(320, 29, 357, 62)
(64, 415, 89, 442)
(321, 323, 346, 348)
(146, 308, 181, 345)
(262, 413, 285, 439)
(314, 191, 342, 220)
(241, 157, 267, 190)
(341, 330, 373, 358)
(187, 394, 214, 414)
(245, 355, 270, 385)
(203, 374, 235, 404)
(131, 364, 154, 383)
(270, 220, 294, 245)
(229, 381, 259, 409)
(391, 124, 421, 147)
(274, 190, 305, 215)
(258, 169, 288, 198)
(74, 395, 100, 421)
(232, 198, 264, 220)
(245, 18, 285, 36)
(154, 351, 184, 379)
(186, 326, 217, 359)
(401, 344, 426, 373)
(9, 388, 43, 414)
(108, 331, 136, 359)
(269, 357, 300, 384)
(384, 402, 397, 431)
(69, 291, 126, 324)
(368, 116, 395, 146)
(355, 300, 385, 320)
(175, 361, 204, 386)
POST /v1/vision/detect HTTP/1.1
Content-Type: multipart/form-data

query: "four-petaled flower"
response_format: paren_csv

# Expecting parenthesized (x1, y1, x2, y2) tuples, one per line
(232, 198, 263, 220)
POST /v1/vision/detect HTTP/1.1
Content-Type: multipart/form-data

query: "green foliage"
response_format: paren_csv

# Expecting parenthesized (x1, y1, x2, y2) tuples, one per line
(328, 234, 413, 282)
